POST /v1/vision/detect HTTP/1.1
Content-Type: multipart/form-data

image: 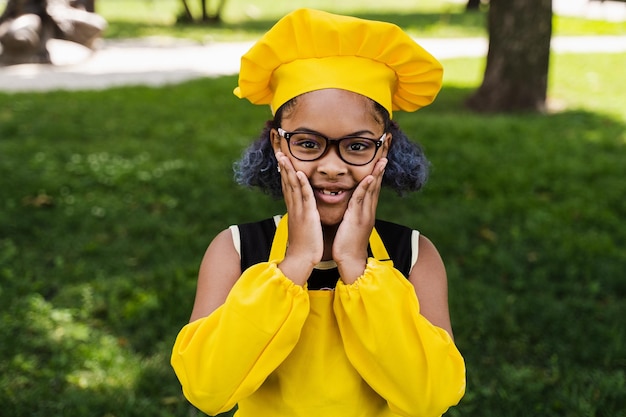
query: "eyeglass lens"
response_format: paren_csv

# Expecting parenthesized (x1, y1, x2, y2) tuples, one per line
(286, 132, 380, 165)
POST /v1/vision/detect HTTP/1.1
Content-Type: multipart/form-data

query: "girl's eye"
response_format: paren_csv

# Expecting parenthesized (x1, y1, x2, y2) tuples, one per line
(293, 139, 322, 149)
(344, 139, 372, 152)
(289, 134, 326, 155)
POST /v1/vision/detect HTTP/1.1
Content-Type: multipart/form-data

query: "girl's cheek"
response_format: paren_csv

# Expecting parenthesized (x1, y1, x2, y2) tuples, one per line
(291, 161, 312, 176)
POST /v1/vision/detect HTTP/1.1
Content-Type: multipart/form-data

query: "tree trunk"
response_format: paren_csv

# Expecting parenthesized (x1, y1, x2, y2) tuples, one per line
(466, 0, 482, 11)
(206, 0, 228, 22)
(465, 0, 552, 113)
(201, 0, 207, 21)
(1, 0, 106, 65)
(179, 0, 194, 22)
(214, 0, 227, 21)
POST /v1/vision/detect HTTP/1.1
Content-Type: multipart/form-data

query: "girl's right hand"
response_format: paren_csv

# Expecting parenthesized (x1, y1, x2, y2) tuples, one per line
(275, 152, 323, 284)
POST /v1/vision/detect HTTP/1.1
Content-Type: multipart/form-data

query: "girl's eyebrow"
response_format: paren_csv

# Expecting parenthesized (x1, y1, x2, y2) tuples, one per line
(290, 126, 378, 138)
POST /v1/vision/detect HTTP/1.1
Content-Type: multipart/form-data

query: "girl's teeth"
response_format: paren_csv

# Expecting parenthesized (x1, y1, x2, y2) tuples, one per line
(322, 190, 342, 196)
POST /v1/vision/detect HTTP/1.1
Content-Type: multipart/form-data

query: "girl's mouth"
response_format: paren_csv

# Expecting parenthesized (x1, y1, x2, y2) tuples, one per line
(320, 189, 344, 196)
(315, 188, 349, 204)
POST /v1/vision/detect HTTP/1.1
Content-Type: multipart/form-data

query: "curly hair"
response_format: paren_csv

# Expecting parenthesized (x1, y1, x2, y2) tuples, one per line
(233, 96, 430, 199)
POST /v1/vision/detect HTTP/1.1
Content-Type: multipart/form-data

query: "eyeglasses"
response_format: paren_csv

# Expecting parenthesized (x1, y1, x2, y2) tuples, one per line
(277, 128, 386, 166)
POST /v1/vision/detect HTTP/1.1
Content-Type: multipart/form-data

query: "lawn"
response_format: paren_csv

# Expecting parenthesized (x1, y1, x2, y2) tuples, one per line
(0, 2, 625, 417)
(96, 0, 626, 40)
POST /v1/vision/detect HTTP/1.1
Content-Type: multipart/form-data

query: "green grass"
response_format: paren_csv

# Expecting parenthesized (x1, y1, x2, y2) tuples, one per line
(1, 50, 624, 416)
(96, 0, 626, 41)
(1, 2, 625, 416)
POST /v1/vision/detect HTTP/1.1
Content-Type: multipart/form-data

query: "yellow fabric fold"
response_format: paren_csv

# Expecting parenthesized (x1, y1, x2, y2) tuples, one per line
(334, 258, 466, 417)
(268, 214, 288, 263)
(171, 218, 465, 416)
(234, 8, 443, 117)
(236, 291, 394, 417)
(170, 262, 310, 415)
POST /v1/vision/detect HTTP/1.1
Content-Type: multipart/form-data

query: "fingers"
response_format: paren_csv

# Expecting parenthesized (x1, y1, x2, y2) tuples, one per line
(275, 152, 323, 269)
(350, 157, 387, 209)
(333, 158, 388, 278)
(277, 152, 300, 207)
(371, 156, 388, 192)
(275, 151, 319, 225)
(276, 152, 314, 210)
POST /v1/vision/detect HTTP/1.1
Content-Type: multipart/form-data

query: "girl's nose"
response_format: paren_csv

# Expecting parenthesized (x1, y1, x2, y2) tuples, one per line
(315, 147, 347, 177)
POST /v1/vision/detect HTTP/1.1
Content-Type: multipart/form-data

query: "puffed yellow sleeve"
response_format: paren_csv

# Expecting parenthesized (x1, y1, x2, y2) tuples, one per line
(171, 262, 310, 415)
(333, 259, 466, 417)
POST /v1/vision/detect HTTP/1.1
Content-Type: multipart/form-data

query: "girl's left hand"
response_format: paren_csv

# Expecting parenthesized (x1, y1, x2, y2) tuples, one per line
(275, 151, 324, 285)
(333, 157, 388, 283)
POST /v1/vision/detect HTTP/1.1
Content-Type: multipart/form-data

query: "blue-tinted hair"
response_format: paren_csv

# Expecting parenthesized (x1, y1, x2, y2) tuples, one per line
(233, 97, 430, 199)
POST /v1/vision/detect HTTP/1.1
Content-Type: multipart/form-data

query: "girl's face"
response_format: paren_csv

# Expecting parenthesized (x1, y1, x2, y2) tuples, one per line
(271, 89, 391, 226)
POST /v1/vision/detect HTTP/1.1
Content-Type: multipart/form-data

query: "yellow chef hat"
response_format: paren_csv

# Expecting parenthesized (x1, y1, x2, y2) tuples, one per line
(233, 8, 443, 118)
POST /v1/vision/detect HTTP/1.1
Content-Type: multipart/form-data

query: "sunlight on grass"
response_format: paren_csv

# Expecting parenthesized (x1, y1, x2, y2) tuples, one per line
(97, 0, 460, 23)
(555, 15, 626, 35)
(98, 0, 179, 23)
(550, 53, 626, 120)
(97, 0, 625, 40)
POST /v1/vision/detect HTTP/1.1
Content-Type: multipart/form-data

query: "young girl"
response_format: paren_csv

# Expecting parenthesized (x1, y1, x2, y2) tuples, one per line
(171, 8, 465, 417)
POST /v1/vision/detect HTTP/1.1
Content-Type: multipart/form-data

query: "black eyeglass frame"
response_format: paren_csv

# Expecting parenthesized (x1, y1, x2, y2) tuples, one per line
(277, 128, 387, 166)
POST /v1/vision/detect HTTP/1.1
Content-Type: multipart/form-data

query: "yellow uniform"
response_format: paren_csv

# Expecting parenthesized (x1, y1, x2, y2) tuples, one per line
(171, 216, 466, 416)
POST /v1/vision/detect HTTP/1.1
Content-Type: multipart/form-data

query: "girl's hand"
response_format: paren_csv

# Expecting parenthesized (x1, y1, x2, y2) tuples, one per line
(333, 157, 388, 283)
(275, 152, 323, 284)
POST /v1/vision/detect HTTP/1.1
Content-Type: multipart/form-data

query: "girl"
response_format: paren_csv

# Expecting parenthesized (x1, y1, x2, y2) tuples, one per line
(172, 8, 465, 417)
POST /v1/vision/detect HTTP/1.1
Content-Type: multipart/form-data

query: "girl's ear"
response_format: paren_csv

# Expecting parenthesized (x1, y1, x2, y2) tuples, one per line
(270, 129, 282, 153)
(381, 132, 392, 158)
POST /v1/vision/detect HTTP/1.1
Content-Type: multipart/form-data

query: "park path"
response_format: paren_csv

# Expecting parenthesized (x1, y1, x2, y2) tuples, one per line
(0, 0, 624, 93)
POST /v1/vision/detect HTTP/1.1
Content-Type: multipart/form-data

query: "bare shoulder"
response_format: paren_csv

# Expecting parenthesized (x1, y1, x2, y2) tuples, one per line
(408, 235, 454, 337)
(188, 228, 242, 322)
